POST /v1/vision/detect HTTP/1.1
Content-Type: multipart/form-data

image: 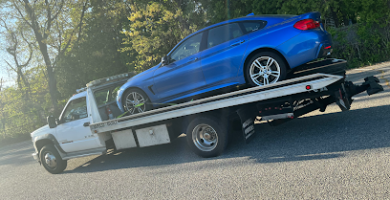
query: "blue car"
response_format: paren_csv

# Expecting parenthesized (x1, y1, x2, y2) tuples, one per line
(117, 11, 332, 115)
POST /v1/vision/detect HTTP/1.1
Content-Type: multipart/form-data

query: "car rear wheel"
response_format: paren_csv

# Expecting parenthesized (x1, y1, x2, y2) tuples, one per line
(123, 89, 151, 115)
(245, 52, 287, 86)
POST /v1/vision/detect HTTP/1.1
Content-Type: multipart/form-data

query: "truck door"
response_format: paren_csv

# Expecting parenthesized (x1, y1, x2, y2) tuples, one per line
(55, 96, 104, 152)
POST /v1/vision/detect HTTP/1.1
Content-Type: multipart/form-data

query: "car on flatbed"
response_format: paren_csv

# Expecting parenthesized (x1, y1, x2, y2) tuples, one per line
(116, 11, 333, 115)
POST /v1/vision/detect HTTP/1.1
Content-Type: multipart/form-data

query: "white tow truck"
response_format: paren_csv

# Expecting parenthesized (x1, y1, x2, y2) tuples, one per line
(31, 59, 384, 174)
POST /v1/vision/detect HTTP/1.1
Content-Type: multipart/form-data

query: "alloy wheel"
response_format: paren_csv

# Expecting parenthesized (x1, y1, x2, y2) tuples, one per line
(249, 56, 281, 86)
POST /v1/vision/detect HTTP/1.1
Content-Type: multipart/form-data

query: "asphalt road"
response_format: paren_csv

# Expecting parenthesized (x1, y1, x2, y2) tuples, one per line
(1, 63, 390, 199)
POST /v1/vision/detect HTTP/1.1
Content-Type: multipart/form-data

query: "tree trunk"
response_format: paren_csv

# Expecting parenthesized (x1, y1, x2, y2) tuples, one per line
(23, 0, 60, 115)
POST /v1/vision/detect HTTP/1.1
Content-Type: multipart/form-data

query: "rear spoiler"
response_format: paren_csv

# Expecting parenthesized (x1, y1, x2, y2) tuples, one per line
(298, 11, 321, 22)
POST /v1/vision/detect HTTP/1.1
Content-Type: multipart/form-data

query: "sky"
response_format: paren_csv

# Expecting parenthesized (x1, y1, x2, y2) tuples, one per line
(0, 35, 14, 88)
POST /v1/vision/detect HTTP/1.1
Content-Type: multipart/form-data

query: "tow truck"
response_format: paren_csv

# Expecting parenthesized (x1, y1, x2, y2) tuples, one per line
(30, 58, 384, 174)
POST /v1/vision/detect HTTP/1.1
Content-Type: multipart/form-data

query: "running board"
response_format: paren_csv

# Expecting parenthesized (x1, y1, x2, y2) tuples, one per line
(62, 147, 106, 160)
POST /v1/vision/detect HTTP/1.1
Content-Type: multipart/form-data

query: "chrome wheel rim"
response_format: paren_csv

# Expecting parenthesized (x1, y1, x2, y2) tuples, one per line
(192, 124, 218, 151)
(44, 152, 57, 169)
(250, 56, 281, 86)
(124, 92, 146, 115)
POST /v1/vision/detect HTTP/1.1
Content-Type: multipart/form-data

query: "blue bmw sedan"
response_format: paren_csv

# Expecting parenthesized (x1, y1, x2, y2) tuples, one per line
(117, 11, 332, 115)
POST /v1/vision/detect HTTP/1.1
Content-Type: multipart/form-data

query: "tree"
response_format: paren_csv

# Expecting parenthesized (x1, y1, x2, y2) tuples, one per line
(56, 0, 132, 98)
(121, 0, 207, 71)
(10, 0, 89, 115)
(2, 23, 33, 99)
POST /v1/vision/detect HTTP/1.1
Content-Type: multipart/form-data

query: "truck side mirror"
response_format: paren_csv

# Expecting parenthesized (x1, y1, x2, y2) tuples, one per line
(47, 115, 57, 128)
(161, 56, 169, 66)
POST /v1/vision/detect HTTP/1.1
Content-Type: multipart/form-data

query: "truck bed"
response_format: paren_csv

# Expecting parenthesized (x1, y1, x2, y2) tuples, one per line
(90, 72, 343, 133)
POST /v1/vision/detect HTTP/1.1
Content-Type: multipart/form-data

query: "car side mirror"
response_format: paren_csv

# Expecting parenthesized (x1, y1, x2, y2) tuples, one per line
(161, 56, 169, 66)
(47, 115, 57, 128)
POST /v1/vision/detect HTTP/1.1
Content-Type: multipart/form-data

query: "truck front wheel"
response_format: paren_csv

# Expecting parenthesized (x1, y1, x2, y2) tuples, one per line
(40, 145, 67, 174)
(186, 115, 228, 158)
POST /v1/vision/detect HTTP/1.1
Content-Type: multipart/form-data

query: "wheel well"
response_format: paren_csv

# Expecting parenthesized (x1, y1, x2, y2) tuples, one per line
(121, 87, 149, 105)
(243, 48, 291, 71)
(35, 139, 54, 153)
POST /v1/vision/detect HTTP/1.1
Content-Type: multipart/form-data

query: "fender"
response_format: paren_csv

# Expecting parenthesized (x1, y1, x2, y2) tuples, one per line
(33, 134, 66, 154)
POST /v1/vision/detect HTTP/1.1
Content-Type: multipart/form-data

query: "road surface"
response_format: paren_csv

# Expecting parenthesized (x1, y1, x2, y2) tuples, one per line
(1, 63, 390, 199)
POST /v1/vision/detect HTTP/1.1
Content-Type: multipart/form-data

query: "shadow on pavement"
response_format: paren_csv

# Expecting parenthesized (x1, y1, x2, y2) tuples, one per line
(66, 104, 390, 174)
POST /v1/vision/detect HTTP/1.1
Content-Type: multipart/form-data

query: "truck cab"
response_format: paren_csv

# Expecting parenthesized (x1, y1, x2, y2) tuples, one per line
(31, 73, 131, 174)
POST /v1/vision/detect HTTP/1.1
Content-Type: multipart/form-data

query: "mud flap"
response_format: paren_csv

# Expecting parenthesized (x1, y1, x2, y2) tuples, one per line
(236, 106, 258, 143)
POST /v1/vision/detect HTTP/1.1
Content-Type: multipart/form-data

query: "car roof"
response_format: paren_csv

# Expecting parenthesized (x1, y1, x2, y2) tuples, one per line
(185, 14, 296, 38)
(167, 14, 296, 56)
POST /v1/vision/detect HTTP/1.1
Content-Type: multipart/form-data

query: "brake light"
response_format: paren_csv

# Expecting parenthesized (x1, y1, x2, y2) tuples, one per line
(294, 19, 320, 30)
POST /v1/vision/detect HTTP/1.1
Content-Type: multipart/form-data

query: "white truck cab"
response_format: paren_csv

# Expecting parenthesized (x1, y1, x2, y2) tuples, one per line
(31, 73, 130, 173)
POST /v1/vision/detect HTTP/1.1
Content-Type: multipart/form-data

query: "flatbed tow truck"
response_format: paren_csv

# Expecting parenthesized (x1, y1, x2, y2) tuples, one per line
(31, 58, 384, 174)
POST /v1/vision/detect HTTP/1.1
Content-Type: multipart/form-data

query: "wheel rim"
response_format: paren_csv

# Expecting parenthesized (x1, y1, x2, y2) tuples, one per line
(124, 91, 147, 115)
(44, 152, 57, 169)
(192, 124, 218, 152)
(249, 56, 281, 86)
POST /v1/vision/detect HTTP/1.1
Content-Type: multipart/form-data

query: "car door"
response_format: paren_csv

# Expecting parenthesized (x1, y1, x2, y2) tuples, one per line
(153, 32, 206, 103)
(55, 97, 104, 152)
(200, 23, 249, 86)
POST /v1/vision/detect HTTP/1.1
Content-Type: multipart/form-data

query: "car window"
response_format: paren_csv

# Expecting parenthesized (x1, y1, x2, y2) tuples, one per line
(241, 21, 267, 33)
(170, 33, 203, 62)
(207, 23, 243, 48)
(61, 97, 88, 123)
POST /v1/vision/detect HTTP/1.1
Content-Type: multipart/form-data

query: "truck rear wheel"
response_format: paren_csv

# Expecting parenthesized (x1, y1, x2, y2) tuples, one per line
(40, 145, 67, 174)
(186, 115, 228, 158)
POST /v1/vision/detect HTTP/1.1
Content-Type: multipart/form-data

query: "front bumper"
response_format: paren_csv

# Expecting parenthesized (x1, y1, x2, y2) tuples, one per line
(116, 89, 125, 113)
(32, 152, 40, 163)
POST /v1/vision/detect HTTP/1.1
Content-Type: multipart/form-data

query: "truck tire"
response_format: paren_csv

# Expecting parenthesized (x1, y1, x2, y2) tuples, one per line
(40, 145, 67, 174)
(186, 115, 228, 158)
(245, 52, 287, 86)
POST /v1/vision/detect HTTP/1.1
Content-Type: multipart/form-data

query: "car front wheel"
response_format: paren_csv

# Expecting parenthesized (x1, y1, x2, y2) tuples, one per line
(245, 52, 287, 86)
(123, 89, 151, 115)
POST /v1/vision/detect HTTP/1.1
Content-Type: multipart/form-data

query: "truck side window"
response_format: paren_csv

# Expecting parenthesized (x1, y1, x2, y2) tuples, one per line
(61, 97, 88, 123)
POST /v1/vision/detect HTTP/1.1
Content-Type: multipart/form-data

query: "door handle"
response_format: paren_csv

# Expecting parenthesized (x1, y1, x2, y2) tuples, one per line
(83, 122, 90, 127)
(188, 57, 198, 62)
(230, 40, 246, 47)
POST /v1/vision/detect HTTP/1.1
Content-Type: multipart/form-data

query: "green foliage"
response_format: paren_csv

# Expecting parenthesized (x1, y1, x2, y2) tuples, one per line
(56, 0, 132, 99)
(0, 68, 50, 141)
(121, 0, 207, 71)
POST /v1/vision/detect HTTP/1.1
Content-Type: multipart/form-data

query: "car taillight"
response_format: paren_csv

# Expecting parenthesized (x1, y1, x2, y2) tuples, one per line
(294, 19, 320, 30)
